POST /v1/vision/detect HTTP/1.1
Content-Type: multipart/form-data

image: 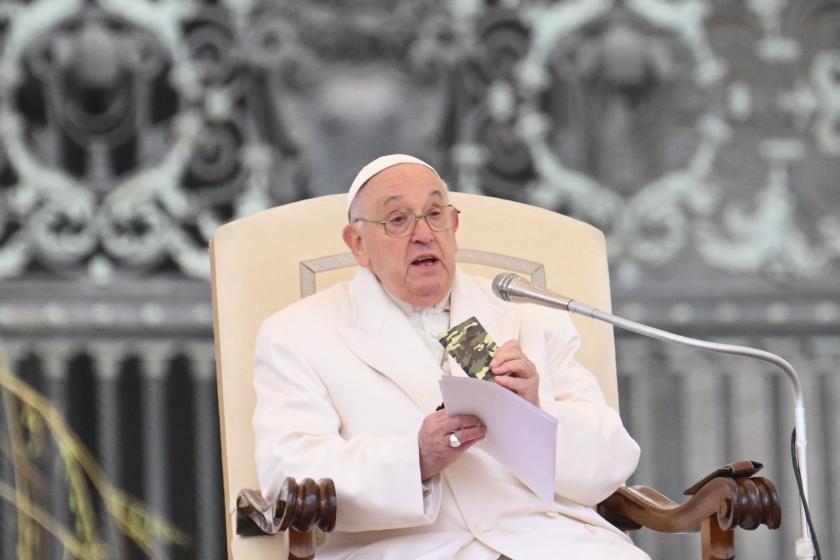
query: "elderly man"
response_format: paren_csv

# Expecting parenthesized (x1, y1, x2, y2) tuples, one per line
(253, 154, 648, 559)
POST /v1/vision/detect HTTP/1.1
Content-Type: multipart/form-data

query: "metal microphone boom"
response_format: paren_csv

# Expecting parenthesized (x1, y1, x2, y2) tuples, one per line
(492, 272, 817, 560)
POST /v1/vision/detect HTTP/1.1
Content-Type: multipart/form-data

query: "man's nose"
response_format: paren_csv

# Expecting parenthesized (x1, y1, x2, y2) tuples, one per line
(411, 216, 434, 242)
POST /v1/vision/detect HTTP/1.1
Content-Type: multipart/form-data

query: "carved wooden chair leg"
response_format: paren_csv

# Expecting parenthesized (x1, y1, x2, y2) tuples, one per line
(701, 516, 735, 560)
(289, 529, 316, 560)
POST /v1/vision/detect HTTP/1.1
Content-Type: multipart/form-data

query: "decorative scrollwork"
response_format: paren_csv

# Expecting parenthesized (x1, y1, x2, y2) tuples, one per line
(451, 0, 840, 286)
(0, 0, 837, 289)
(235, 478, 337, 537)
(0, 1, 301, 281)
(597, 468, 781, 536)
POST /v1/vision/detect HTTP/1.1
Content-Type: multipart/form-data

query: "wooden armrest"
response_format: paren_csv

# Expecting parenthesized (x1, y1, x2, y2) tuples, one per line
(597, 462, 781, 560)
(235, 478, 336, 560)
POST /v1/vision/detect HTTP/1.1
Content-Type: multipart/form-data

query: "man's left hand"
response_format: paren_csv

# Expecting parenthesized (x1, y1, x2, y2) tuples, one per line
(490, 340, 540, 407)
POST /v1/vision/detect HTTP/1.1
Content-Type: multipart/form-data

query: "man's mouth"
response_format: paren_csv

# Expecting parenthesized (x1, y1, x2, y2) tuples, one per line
(411, 255, 440, 267)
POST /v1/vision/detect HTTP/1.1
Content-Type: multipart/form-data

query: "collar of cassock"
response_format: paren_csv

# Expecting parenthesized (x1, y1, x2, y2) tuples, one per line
(384, 289, 451, 316)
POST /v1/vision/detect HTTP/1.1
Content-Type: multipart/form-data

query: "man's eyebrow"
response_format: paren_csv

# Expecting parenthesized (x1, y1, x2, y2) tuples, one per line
(382, 190, 445, 206)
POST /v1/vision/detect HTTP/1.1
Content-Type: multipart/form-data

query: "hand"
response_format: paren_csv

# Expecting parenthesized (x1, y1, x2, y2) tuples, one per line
(490, 340, 540, 407)
(418, 410, 485, 480)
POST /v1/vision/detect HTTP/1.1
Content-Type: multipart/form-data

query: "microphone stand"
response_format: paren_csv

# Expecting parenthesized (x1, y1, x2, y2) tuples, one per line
(494, 274, 817, 560)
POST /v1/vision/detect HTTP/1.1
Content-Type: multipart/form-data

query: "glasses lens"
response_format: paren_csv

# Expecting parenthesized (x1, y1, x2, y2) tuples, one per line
(426, 207, 452, 230)
(382, 207, 456, 237)
(385, 213, 415, 236)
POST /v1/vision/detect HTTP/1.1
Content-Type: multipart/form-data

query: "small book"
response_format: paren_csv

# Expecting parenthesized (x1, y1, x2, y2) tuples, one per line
(438, 316, 497, 381)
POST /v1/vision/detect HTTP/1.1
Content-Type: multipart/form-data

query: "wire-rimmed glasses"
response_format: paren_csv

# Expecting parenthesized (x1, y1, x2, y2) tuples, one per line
(353, 204, 460, 238)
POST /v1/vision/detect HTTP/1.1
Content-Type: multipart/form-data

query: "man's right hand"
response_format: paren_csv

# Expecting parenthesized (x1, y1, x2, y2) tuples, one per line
(418, 410, 486, 480)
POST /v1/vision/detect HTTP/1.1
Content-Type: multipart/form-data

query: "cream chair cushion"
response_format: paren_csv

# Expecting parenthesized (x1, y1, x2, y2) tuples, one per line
(210, 192, 617, 558)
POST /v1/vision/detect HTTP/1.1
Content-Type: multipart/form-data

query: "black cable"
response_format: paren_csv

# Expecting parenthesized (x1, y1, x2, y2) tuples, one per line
(791, 428, 823, 560)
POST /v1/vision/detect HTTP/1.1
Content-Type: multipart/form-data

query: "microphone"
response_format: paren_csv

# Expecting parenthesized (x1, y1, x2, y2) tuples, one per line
(492, 273, 817, 560)
(493, 273, 586, 314)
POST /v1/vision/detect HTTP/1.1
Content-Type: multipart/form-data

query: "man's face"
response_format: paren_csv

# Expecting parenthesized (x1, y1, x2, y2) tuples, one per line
(342, 163, 458, 307)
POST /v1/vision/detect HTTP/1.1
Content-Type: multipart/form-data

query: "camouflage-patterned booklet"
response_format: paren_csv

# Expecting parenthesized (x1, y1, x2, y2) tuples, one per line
(438, 316, 497, 381)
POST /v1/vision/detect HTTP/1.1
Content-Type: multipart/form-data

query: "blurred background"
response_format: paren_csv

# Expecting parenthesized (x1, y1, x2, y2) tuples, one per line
(0, 0, 838, 558)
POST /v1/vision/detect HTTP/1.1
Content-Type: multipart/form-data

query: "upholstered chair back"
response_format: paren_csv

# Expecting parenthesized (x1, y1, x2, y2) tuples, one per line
(210, 192, 617, 558)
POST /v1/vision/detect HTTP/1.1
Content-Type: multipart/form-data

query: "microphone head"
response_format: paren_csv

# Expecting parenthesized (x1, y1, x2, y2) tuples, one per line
(492, 273, 522, 301)
(492, 272, 575, 312)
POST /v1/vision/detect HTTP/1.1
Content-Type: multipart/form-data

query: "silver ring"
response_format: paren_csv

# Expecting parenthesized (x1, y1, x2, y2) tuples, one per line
(449, 432, 461, 448)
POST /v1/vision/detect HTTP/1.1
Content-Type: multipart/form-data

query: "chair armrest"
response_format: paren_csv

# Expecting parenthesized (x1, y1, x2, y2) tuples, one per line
(598, 476, 781, 533)
(235, 478, 336, 560)
(597, 462, 781, 560)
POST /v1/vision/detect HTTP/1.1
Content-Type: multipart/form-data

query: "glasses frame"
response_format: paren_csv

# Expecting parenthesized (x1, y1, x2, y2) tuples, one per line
(353, 204, 461, 238)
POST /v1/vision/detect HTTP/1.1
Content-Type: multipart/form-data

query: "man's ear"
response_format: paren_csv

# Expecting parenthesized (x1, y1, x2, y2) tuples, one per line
(342, 224, 370, 267)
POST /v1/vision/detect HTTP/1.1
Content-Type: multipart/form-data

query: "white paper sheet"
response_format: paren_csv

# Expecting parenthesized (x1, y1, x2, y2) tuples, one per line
(439, 376, 558, 501)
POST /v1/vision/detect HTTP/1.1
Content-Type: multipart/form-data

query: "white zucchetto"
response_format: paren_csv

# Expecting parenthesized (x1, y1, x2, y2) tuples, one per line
(347, 154, 439, 215)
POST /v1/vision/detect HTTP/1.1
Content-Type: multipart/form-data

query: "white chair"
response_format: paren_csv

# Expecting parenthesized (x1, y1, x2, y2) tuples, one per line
(211, 193, 780, 560)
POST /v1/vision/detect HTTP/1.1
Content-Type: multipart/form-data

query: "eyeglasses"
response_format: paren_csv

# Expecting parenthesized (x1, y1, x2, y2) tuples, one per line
(353, 204, 461, 238)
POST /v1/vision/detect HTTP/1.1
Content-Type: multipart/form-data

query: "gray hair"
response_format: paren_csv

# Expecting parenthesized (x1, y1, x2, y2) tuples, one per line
(347, 179, 450, 226)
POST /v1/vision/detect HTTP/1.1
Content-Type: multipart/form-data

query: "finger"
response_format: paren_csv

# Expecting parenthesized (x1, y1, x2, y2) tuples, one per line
(421, 410, 451, 432)
(452, 425, 486, 444)
(440, 422, 483, 443)
(444, 432, 485, 454)
(493, 374, 529, 393)
(490, 340, 520, 359)
(490, 343, 524, 368)
(495, 340, 520, 353)
(441, 429, 470, 450)
(492, 357, 536, 378)
(457, 437, 484, 452)
(442, 414, 483, 431)
(430, 409, 449, 422)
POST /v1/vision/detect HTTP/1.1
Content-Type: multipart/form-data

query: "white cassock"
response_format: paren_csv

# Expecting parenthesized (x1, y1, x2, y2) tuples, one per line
(253, 267, 649, 560)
